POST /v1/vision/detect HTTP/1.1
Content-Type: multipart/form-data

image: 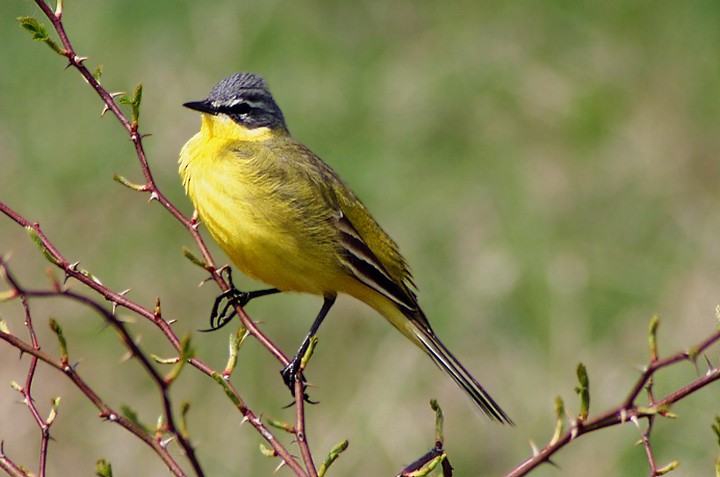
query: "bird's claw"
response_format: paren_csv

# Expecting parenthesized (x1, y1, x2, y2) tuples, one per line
(280, 357, 317, 405)
(200, 287, 250, 332)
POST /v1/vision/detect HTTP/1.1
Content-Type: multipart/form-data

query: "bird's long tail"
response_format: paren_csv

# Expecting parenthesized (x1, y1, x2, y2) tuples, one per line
(408, 318, 513, 424)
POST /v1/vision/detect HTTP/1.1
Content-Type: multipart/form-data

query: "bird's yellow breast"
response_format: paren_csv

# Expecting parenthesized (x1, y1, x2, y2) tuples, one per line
(179, 114, 343, 294)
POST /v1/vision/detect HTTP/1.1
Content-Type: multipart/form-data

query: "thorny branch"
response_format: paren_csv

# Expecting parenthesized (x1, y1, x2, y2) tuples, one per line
(2, 0, 322, 475)
(30, 0, 288, 368)
(0, 256, 199, 476)
(506, 318, 720, 477)
(8, 1, 720, 477)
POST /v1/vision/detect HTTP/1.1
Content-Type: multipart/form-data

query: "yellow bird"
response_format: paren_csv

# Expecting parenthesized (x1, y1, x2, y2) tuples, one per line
(179, 73, 511, 423)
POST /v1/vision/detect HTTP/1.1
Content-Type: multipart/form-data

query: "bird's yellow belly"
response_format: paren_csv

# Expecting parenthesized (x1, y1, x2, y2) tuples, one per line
(186, 162, 339, 295)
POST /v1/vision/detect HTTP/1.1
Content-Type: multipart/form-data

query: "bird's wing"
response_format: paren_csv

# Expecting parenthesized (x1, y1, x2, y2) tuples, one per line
(312, 157, 423, 319)
(271, 139, 425, 321)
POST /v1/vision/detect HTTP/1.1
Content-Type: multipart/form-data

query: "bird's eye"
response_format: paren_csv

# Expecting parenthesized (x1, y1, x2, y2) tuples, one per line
(232, 102, 252, 116)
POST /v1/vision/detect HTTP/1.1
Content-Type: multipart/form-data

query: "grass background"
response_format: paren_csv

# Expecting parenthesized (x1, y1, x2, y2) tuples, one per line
(2, 1, 720, 475)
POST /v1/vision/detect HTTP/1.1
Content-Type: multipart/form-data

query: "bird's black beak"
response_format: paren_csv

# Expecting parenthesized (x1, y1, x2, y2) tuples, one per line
(183, 100, 216, 114)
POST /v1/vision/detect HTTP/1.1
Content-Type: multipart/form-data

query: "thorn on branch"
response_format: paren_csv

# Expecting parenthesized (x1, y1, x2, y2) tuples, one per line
(159, 436, 175, 450)
(66, 261, 103, 286)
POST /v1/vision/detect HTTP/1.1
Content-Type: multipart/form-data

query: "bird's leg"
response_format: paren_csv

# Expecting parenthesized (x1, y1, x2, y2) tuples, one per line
(202, 267, 281, 332)
(281, 294, 337, 402)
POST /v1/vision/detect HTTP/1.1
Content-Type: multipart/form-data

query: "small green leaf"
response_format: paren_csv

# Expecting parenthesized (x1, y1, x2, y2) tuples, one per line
(258, 443, 276, 457)
(113, 174, 146, 191)
(121, 405, 149, 434)
(18, 16, 49, 41)
(154, 297, 162, 319)
(46, 396, 61, 425)
(49, 318, 68, 362)
(400, 454, 445, 477)
(299, 336, 318, 372)
(179, 401, 190, 438)
(93, 65, 103, 82)
(224, 327, 248, 375)
(165, 335, 193, 384)
(27, 226, 60, 266)
(95, 459, 113, 477)
(150, 354, 181, 365)
(575, 363, 590, 420)
(211, 373, 242, 407)
(430, 399, 444, 445)
(656, 460, 679, 475)
(713, 416, 720, 446)
(550, 396, 565, 445)
(318, 440, 349, 477)
(182, 247, 208, 269)
(649, 315, 660, 361)
(119, 83, 143, 125)
(265, 417, 294, 433)
(17, 16, 63, 54)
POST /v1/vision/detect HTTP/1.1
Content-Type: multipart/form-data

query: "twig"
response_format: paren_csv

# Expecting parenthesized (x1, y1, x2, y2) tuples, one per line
(506, 323, 720, 477)
(0, 441, 30, 477)
(14, 273, 51, 477)
(295, 338, 319, 477)
(30, 0, 287, 368)
(1, 258, 190, 476)
(8, 1, 313, 474)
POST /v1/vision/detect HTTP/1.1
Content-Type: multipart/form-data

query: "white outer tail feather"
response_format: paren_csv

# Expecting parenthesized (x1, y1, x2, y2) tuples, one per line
(410, 321, 513, 424)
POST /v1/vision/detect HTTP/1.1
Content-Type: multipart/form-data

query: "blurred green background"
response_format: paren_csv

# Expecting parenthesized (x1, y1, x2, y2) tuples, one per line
(2, 1, 720, 475)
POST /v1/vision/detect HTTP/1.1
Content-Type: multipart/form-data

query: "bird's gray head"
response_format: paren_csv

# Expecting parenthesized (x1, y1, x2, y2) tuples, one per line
(183, 73, 286, 130)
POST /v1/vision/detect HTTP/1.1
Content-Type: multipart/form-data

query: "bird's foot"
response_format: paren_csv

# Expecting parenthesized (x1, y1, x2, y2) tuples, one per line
(280, 355, 317, 405)
(200, 287, 250, 332)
